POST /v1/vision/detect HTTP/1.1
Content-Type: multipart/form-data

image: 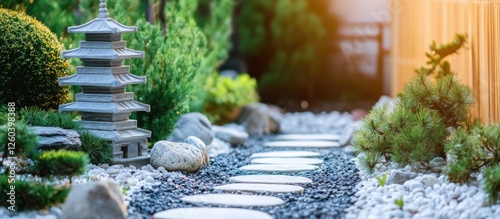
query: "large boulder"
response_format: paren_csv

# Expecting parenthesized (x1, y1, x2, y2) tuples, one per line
(168, 112, 214, 145)
(150, 140, 209, 172)
(30, 126, 81, 150)
(213, 125, 249, 146)
(235, 103, 282, 135)
(62, 180, 126, 219)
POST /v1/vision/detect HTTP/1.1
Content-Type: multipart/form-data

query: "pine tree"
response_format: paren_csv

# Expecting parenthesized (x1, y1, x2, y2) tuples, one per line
(354, 34, 473, 172)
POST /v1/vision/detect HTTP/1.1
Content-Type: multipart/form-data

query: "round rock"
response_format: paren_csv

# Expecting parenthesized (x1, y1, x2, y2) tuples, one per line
(181, 194, 284, 207)
(251, 151, 321, 158)
(251, 157, 324, 165)
(214, 183, 304, 193)
(264, 141, 340, 148)
(153, 207, 273, 219)
(239, 164, 318, 172)
(229, 175, 312, 184)
(273, 134, 340, 141)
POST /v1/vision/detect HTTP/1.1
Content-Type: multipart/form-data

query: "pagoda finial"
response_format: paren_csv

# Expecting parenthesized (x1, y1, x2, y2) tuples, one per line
(98, 0, 109, 19)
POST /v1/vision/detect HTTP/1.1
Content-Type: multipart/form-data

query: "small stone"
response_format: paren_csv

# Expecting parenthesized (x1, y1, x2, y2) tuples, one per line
(49, 207, 63, 218)
(153, 207, 273, 219)
(184, 136, 210, 166)
(150, 141, 209, 172)
(236, 103, 282, 135)
(387, 170, 417, 185)
(168, 112, 214, 145)
(181, 194, 284, 207)
(145, 176, 155, 183)
(420, 175, 440, 187)
(213, 125, 249, 145)
(62, 180, 126, 219)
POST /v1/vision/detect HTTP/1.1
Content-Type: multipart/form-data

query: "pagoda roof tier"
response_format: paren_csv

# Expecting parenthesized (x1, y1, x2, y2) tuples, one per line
(68, 0, 136, 34)
(75, 93, 134, 103)
(87, 128, 151, 143)
(58, 73, 145, 87)
(59, 101, 150, 113)
(62, 47, 144, 60)
(76, 66, 130, 75)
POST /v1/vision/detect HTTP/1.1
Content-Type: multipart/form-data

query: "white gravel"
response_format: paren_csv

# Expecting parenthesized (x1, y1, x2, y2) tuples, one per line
(346, 159, 500, 219)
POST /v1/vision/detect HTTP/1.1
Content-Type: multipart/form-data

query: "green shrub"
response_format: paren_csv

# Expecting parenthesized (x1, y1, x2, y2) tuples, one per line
(35, 150, 88, 178)
(484, 164, 500, 205)
(114, 1, 207, 142)
(0, 175, 70, 211)
(0, 122, 39, 160)
(446, 123, 500, 183)
(20, 107, 80, 130)
(353, 34, 473, 172)
(79, 131, 112, 165)
(0, 9, 70, 110)
(204, 73, 259, 123)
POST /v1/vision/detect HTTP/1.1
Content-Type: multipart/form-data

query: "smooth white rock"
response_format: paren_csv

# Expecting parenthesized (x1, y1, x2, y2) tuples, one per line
(239, 164, 319, 172)
(229, 175, 312, 184)
(273, 134, 340, 141)
(251, 157, 324, 165)
(214, 183, 304, 193)
(153, 207, 273, 219)
(264, 140, 340, 148)
(251, 151, 320, 158)
(181, 194, 284, 207)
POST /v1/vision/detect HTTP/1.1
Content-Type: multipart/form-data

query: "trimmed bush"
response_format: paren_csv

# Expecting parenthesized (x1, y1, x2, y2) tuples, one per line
(204, 73, 259, 123)
(0, 175, 70, 211)
(0, 9, 70, 110)
(35, 150, 89, 178)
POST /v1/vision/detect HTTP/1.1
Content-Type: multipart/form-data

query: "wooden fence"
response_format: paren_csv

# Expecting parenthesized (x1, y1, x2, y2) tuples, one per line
(391, 0, 500, 123)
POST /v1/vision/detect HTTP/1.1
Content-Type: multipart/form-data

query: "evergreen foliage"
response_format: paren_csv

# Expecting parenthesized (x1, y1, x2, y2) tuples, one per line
(79, 131, 112, 165)
(446, 123, 500, 183)
(483, 164, 500, 205)
(353, 34, 473, 172)
(0, 9, 70, 110)
(0, 122, 40, 160)
(204, 73, 259, 123)
(35, 150, 89, 178)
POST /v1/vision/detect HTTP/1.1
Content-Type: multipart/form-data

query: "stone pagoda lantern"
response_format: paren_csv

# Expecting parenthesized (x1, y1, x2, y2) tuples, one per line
(59, 0, 151, 165)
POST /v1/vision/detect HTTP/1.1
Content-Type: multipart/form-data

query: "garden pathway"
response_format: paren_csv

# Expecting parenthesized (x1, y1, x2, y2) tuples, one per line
(152, 135, 342, 219)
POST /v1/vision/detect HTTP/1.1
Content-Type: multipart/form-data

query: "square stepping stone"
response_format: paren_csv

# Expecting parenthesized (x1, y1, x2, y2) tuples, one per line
(153, 207, 273, 219)
(181, 194, 284, 207)
(229, 175, 312, 184)
(239, 164, 318, 172)
(251, 151, 320, 158)
(264, 140, 340, 148)
(273, 134, 340, 141)
(251, 157, 324, 165)
(214, 183, 304, 193)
